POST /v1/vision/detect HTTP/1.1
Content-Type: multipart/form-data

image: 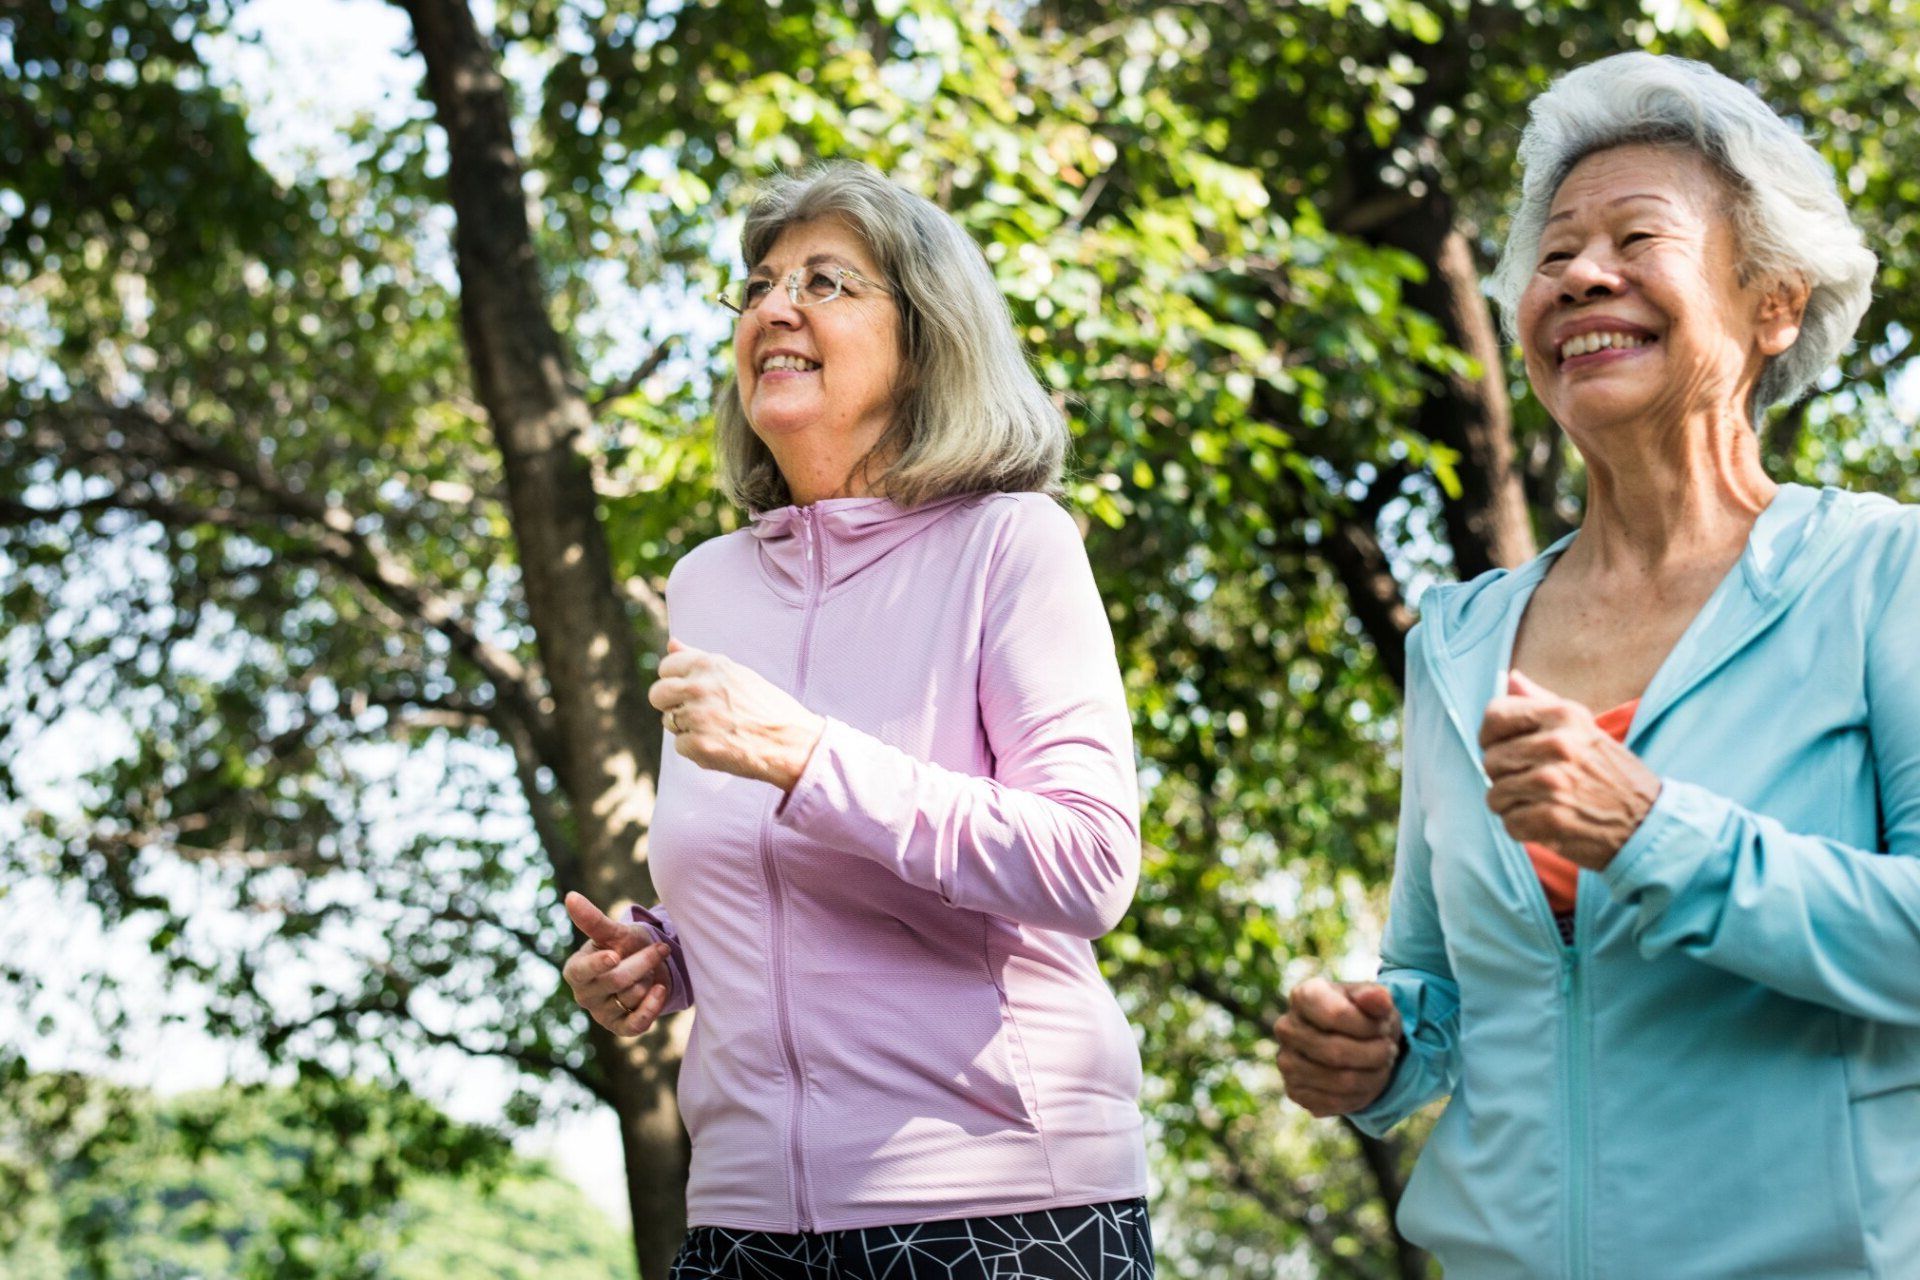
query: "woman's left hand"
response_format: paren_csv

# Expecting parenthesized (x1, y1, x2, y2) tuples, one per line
(650, 640, 825, 791)
(1481, 671, 1662, 871)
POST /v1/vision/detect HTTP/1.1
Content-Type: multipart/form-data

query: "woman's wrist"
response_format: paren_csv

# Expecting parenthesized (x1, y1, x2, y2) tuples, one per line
(771, 713, 828, 792)
(1582, 752, 1664, 871)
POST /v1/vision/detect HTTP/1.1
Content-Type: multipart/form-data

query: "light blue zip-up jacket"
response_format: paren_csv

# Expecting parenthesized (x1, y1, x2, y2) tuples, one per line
(1352, 485, 1920, 1279)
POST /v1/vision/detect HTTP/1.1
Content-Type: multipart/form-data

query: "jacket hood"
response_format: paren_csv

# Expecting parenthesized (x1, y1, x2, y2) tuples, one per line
(748, 492, 982, 600)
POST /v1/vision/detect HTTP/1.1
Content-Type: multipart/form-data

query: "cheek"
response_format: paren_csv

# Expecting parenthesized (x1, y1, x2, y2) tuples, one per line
(1516, 277, 1553, 335)
(845, 324, 905, 395)
(873, 325, 906, 392)
(1522, 350, 1557, 404)
(1516, 305, 1557, 388)
(1516, 293, 1557, 368)
(733, 327, 757, 396)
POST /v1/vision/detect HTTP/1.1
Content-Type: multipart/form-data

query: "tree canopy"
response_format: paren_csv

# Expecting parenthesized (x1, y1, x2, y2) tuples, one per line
(0, 1067, 631, 1279)
(5, 1, 1919, 1276)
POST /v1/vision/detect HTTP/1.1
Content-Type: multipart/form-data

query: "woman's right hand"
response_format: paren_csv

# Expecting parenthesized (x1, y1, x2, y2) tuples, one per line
(1274, 978, 1403, 1117)
(563, 892, 675, 1037)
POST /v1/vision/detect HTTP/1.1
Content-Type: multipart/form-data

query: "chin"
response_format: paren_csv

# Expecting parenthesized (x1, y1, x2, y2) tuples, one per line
(1557, 396, 1667, 441)
(1552, 373, 1664, 420)
(747, 401, 823, 440)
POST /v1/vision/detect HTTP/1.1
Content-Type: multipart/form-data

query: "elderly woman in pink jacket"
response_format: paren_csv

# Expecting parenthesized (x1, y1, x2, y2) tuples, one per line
(560, 161, 1153, 1280)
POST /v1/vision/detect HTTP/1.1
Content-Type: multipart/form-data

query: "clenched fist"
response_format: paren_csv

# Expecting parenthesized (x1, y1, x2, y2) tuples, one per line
(1275, 978, 1404, 1117)
(562, 892, 674, 1038)
(1481, 671, 1661, 871)
(650, 639, 825, 791)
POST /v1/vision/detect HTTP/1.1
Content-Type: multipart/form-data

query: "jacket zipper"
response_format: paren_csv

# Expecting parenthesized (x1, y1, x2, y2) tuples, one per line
(1425, 621, 1594, 1278)
(1562, 934, 1590, 1280)
(762, 506, 825, 1231)
(1526, 841, 1589, 1280)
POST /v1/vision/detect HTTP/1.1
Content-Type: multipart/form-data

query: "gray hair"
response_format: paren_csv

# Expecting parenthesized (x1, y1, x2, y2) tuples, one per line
(714, 161, 1066, 512)
(1489, 53, 1876, 412)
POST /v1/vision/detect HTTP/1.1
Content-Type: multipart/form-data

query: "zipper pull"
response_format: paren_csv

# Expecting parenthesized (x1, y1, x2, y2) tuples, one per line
(803, 507, 823, 591)
(1560, 949, 1576, 998)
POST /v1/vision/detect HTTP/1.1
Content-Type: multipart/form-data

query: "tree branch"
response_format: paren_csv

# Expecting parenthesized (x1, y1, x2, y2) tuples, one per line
(1763, 322, 1912, 469)
(1356, 459, 1416, 524)
(499, 701, 586, 901)
(1340, 1117, 1427, 1280)
(589, 339, 675, 417)
(1246, 387, 1416, 687)
(86, 826, 336, 873)
(144, 404, 548, 726)
(411, 1016, 608, 1104)
(431, 901, 567, 982)
(1321, 511, 1413, 691)
(260, 979, 609, 1104)
(15, 397, 558, 759)
(1207, 1117, 1382, 1280)
(1180, 964, 1263, 1028)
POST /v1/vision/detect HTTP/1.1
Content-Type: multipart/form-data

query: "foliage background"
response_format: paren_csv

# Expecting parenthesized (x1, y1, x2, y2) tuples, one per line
(4, 0, 1918, 1276)
(0, 1070, 633, 1277)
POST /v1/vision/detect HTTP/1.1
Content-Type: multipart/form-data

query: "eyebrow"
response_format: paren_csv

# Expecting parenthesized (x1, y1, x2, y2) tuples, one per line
(749, 252, 865, 275)
(1544, 192, 1678, 225)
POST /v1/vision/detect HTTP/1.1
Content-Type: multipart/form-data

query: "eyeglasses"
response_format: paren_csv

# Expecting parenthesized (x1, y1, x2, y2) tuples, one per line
(718, 265, 892, 315)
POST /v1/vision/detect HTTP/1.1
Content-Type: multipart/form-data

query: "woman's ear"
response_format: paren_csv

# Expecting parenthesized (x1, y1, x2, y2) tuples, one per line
(1756, 273, 1812, 358)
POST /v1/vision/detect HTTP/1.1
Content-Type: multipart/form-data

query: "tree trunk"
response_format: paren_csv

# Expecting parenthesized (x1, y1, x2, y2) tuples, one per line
(1302, 189, 1535, 689)
(1323, 513, 1415, 692)
(601, 1017, 695, 1274)
(1368, 197, 1537, 581)
(397, 2, 684, 1274)
(1342, 1120, 1431, 1280)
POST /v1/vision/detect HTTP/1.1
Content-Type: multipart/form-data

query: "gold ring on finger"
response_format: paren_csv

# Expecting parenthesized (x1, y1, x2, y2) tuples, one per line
(611, 994, 632, 1015)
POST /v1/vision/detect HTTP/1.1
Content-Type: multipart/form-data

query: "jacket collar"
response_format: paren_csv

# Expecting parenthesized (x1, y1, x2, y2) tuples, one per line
(1416, 483, 1855, 758)
(748, 492, 978, 600)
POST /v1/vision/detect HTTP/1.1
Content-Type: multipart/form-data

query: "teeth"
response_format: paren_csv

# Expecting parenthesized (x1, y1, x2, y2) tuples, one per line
(761, 354, 821, 373)
(1558, 331, 1652, 361)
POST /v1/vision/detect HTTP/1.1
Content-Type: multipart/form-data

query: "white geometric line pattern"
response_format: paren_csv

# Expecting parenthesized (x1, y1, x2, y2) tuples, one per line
(671, 1223, 837, 1279)
(670, 1199, 1154, 1280)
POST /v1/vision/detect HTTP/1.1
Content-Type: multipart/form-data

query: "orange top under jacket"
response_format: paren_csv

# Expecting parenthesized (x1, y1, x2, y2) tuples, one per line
(1526, 698, 1640, 919)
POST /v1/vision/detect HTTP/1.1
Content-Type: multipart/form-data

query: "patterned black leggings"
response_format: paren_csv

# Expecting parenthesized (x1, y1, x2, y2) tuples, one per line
(668, 1198, 1155, 1280)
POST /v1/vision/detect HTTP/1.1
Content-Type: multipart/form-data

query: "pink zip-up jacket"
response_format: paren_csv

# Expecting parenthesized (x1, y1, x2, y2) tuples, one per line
(633, 490, 1147, 1233)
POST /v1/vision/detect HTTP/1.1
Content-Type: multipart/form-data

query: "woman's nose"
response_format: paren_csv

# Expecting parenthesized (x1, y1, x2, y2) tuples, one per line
(755, 276, 804, 327)
(1558, 248, 1624, 302)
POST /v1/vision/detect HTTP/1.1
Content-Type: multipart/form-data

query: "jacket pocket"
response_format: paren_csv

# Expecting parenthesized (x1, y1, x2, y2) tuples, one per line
(1847, 1083, 1920, 1277)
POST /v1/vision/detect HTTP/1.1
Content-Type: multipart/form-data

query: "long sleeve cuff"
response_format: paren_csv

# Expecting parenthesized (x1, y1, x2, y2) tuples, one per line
(1600, 778, 1733, 933)
(1347, 973, 1460, 1136)
(626, 904, 694, 1015)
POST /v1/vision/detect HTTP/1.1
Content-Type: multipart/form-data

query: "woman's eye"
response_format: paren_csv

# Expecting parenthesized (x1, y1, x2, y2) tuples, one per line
(1540, 250, 1571, 266)
(744, 280, 774, 303)
(1622, 231, 1651, 246)
(803, 269, 841, 298)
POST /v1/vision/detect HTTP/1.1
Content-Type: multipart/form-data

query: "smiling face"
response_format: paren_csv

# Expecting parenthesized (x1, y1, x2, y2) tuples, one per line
(1517, 143, 1805, 448)
(733, 218, 903, 497)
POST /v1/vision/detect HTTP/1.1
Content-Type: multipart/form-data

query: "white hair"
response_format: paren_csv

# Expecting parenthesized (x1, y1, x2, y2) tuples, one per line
(714, 161, 1067, 513)
(1490, 53, 1876, 411)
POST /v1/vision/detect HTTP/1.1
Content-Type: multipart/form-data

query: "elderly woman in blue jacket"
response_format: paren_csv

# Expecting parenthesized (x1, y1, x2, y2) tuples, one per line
(1275, 52, 1919, 1278)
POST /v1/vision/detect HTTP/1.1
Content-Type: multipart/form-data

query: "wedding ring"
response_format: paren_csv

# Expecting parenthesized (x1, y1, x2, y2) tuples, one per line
(612, 994, 632, 1015)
